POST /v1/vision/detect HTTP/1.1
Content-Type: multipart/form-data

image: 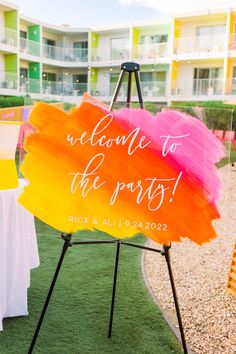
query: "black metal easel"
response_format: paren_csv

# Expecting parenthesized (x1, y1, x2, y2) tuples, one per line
(28, 62, 188, 354)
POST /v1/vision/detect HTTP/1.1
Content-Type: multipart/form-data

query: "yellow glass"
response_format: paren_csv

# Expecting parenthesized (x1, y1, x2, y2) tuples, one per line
(0, 121, 22, 190)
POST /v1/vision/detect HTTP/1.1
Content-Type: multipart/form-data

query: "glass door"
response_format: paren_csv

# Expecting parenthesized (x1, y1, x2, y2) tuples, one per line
(73, 41, 88, 61)
(111, 37, 129, 61)
(193, 67, 223, 95)
(72, 74, 87, 95)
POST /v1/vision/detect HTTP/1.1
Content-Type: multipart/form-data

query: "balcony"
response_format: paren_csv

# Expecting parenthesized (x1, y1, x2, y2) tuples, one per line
(42, 80, 87, 96)
(91, 81, 167, 99)
(133, 42, 169, 60)
(0, 71, 17, 90)
(0, 28, 17, 47)
(20, 38, 40, 57)
(43, 44, 64, 61)
(171, 78, 224, 97)
(140, 81, 166, 97)
(64, 48, 88, 62)
(91, 47, 130, 63)
(20, 78, 41, 94)
(174, 34, 226, 57)
(42, 44, 88, 63)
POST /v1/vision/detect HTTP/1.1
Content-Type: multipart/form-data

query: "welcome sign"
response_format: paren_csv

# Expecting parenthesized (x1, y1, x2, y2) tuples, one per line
(19, 94, 224, 245)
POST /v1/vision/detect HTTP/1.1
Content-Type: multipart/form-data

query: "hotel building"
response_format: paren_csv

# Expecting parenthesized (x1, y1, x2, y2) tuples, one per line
(0, 1, 235, 105)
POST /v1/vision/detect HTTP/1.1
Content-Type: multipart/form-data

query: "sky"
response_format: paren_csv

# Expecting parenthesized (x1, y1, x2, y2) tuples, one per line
(9, 0, 236, 27)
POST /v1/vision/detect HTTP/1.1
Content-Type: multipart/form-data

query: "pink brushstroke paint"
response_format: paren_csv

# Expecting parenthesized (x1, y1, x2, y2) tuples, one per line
(114, 108, 225, 206)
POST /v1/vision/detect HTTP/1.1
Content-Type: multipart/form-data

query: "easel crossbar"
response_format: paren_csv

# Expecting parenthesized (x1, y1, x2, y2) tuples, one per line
(71, 239, 162, 254)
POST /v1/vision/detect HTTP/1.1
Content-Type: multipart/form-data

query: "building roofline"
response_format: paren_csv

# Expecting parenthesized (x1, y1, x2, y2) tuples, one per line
(0, 0, 18, 11)
(13, 4, 236, 34)
(20, 14, 90, 32)
(173, 6, 233, 19)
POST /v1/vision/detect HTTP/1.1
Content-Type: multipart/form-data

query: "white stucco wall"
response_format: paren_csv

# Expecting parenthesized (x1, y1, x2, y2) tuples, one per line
(96, 31, 130, 60)
(180, 19, 227, 38)
(20, 22, 28, 33)
(0, 10, 5, 34)
(97, 70, 109, 95)
(64, 34, 88, 48)
(19, 60, 29, 69)
(0, 53, 4, 72)
(42, 30, 64, 46)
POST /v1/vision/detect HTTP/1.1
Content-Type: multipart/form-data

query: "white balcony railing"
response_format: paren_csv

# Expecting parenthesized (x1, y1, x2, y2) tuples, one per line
(91, 81, 167, 98)
(0, 71, 18, 89)
(20, 78, 41, 94)
(64, 48, 88, 62)
(91, 47, 130, 62)
(43, 44, 64, 61)
(0, 28, 17, 47)
(174, 34, 226, 55)
(171, 78, 224, 96)
(140, 81, 166, 97)
(43, 44, 88, 63)
(134, 42, 169, 60)
(20, 38, 40, 57)
(111, 46, 130, 61)
(42, 80, 87, 96)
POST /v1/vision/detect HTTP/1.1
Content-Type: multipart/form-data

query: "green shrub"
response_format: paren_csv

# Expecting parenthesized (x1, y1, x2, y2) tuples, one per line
(0, 95, 35, 107)
(171, 101, 235, 131)
(64, 102, 77, 111)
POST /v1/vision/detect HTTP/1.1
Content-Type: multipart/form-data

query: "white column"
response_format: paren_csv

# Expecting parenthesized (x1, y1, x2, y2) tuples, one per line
(223, 9, 232, 98)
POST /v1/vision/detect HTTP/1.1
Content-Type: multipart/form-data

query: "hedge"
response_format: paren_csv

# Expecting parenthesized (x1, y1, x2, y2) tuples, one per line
(171, 101, 236, 131)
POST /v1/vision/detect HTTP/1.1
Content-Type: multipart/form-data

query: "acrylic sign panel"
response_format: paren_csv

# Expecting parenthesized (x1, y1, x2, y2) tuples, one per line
(19, 95, 226, 245)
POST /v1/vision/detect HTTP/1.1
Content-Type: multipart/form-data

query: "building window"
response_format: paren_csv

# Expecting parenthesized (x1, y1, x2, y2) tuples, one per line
(193, 67, 223, 95)
(43, 72, 56, 81)
(43, 38, 56, 46)
(73, 41, 88, 49)
(196, 25, 226, 37)
(20, 30, 27, 39)
(72, 41, 88, 60)
(232, 67, 236, 78)
(72, 74, 87, 83)
(140, 71, 166, 82)
(194, 67, 223, 80)
(140, 71, 166, 96)
(43, 38, 56, 58)
(72, 74, 87, 94)
(20, 68, 28, 79)
(231, 67, 236, 93)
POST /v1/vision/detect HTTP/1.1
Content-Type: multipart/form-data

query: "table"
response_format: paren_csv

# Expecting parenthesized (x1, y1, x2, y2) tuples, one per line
(0, 179, 39, 331)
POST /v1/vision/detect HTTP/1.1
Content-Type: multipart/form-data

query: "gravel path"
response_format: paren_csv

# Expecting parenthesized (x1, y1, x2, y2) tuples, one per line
(144, 165, 236, 354)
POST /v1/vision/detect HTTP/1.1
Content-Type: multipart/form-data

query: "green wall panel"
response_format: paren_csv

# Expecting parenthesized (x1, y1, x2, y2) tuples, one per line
(5, 54, 17, 72)
(29, 62, 40, 93)
(29, 62, 40, 79)
(133, 28, 140, 45)
(29, 25, 40, 42)
(4, 10, 18, 30)
(91, 33, 98, 48)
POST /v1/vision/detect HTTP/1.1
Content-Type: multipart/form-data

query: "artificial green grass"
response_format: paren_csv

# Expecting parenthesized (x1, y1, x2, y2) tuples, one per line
(0, 219, 182, 354)
(217, 145, 236, 167)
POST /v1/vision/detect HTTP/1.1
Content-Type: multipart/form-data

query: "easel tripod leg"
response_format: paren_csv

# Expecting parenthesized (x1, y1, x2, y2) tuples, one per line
(28, 233, 72, 354)
(108, 240, 121, 338)
(163, 245, 188, 354)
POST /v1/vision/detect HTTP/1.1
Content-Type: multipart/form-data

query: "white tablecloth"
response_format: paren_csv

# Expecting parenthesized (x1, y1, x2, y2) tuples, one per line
(0, 179, 39, 331)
